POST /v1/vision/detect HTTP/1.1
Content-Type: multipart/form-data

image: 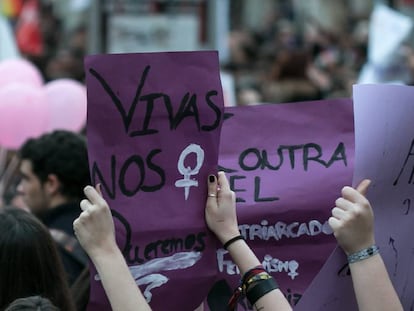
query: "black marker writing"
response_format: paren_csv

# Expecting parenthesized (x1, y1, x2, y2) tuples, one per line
(112, 209, 206, 265)
(91, 150, 165, 200)
(89, 66, 222, 136)
(389, 237, 398, 276)
(393, 138, 414, 185)
(89, 66, 150, 133)
(238, 142, 347, 172)
(337, 262, 350, 277)
(403, 198, 411, 215)
(285, 288, 302, 306)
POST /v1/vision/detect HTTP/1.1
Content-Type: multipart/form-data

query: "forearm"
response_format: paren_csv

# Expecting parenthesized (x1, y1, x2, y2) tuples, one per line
(350, 254, 402, 311)
(227, 240, 292, 311)
(91, 247, 152, 311)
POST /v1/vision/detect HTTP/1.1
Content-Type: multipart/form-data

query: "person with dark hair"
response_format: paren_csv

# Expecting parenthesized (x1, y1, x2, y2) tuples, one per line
(0, 207, 75, 311)
(70, 267, 90, 311)
(5, 296, 59, 311)
(18, 130, 90, 285)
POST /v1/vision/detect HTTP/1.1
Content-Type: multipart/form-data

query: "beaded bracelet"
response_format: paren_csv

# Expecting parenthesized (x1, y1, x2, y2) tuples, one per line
(347, 245, 379, 264)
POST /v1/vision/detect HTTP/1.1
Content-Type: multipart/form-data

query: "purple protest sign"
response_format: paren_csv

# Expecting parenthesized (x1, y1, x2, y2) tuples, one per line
(85, 51, 224, 311)
(295, 84, 414, 310)
(205, 99, 354, 310)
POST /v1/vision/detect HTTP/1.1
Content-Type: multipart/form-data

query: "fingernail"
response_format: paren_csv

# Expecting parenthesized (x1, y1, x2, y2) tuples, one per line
(84, 185, 91, 192)
(209, 175, 215, 183)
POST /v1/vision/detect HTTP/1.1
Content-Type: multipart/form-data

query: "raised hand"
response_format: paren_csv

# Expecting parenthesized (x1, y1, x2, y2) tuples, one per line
(328, 179, 374, 255)
(73, 184, 117, 258)
(205, 171, 240, 244)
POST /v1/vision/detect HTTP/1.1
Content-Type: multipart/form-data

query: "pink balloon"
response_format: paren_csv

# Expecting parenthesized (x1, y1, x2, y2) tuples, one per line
(0, 83, 50, 149)
(44, 79, 87, 132)
(0, 58, 44, 88)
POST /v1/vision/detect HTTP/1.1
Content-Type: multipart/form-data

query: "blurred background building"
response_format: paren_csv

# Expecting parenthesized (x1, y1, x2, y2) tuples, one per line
(2, 0, 414, 106)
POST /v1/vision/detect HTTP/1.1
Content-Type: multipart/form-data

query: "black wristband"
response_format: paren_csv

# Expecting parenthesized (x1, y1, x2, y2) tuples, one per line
(246, 277, 279, 305)
(223, 235, 244, 250)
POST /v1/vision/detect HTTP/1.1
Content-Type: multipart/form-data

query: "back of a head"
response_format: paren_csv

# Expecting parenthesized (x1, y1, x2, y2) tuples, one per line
(0, 207, 75, 311)
(5, 296, 59, 311)
(19, 130, 90, 200)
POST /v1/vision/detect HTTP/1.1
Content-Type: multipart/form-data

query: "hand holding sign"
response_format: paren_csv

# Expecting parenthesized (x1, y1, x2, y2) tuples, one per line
(74, 185, 152, 311)
(328, 179, 403, 311)
(86, 51, 224, 310)
(329, 179, 374, 255)
(74, 185, 117, 259)
(205, 171, 239, 244)
(206, 173, 292, 311)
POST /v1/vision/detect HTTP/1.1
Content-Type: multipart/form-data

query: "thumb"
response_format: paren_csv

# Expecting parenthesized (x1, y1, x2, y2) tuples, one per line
(84, 185, 106, 206)
(95, 183, 103, 196)
(356, 179, 371, 196)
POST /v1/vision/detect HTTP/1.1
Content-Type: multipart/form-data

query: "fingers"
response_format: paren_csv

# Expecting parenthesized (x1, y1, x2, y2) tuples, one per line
(331, 206, 348, 220)
(341, 185, 369, 205)
(328, 216, 341, 231)
(356, 179, 371, 196)
(217, 171, 230, 193)
(84, 185, 106, 206)
(207, 174, 217, 198)
(73, 218, 80, 229)
(335, 197, 353, 211)
(79, 184, 108, 214)
(80, 199, 91, 212)
(95, 183, 102, 196)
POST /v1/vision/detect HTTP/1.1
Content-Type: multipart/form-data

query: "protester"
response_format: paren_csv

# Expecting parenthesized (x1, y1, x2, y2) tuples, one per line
(17, 130, 90, 285)
(0, 207, 75, 311)
(329, 179, 403, 311)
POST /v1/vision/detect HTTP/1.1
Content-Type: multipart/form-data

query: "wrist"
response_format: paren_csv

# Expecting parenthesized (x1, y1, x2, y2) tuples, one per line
(347, 244, 379, 264)
(223, 235, 245, 250)
(343, 237, 375, 256)
(88, 238, 120, 260)
(216, 229, 241, 245)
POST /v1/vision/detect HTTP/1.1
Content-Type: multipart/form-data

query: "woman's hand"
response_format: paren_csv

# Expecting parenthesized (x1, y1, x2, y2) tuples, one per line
(329, 179, 375, 255)
(205, 171, 240, 244)
(73, 185, 117, 259)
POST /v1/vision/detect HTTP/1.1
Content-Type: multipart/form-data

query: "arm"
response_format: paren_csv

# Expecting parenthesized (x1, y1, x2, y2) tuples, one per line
(73, 186, 152, 311)
(205, 172, 292, 311)
(329, 180, 403, 311)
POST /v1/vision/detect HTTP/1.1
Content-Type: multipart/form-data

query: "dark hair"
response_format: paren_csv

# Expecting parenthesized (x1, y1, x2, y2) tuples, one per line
(70, 267, 90, 311)
(19, 130, 90, 200)
(5, 296, 59, 311)
(0, 207, 75, 311)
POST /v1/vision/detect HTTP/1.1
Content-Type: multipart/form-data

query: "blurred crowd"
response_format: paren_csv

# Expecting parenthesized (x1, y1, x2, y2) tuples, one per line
(3, 0, 414, 105)
(226, 1, 414, 105)
(3, 0, 88, 82)
(1, 1, 413, 310)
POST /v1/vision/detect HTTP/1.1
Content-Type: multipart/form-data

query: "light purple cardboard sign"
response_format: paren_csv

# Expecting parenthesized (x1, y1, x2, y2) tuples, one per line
(85, 51, 224, 311)
(295, 84, 414, 310)
(205, 99, 355, 310)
